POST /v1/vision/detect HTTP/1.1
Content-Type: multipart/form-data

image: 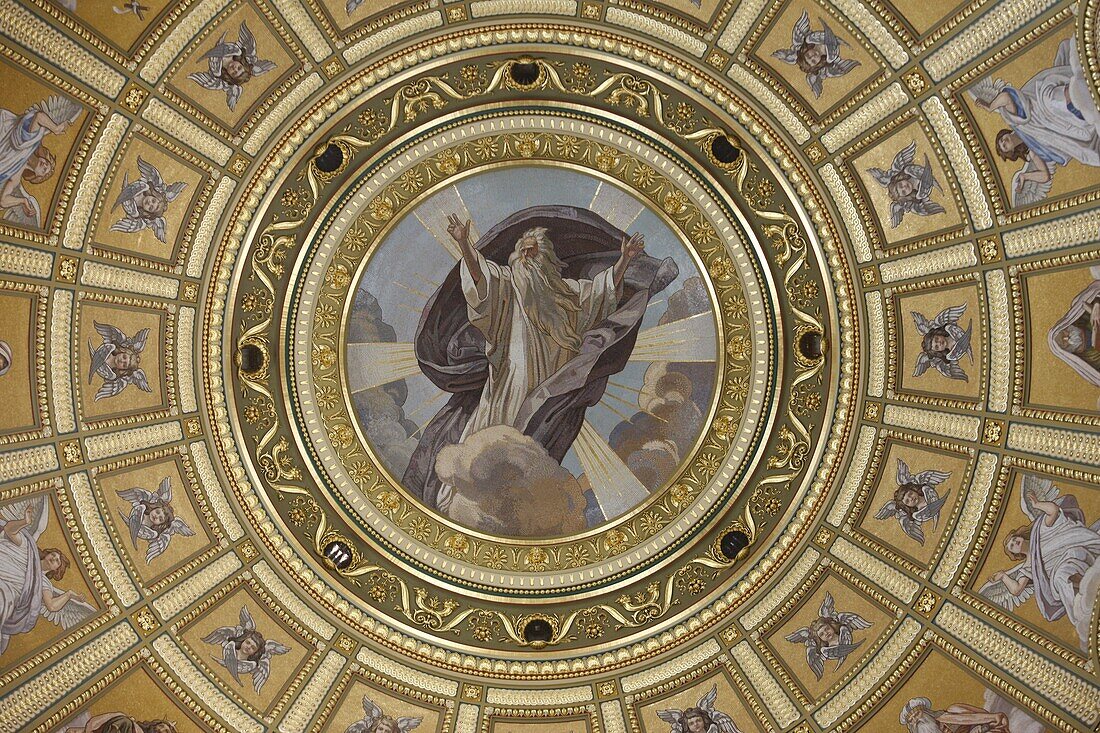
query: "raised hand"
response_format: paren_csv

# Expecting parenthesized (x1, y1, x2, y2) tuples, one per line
(620, 232, 645, 260)
(446, 213, 470, 245)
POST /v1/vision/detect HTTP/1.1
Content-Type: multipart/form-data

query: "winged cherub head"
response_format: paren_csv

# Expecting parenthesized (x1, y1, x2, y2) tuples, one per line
(892, 484, 924, 519)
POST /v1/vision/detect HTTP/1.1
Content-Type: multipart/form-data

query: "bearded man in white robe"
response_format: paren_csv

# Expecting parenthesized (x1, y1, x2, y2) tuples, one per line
(1048, 264, 1100, 408)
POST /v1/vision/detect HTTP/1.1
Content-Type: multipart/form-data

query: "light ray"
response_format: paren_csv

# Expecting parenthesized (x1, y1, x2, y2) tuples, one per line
(588, 181, 646, 232)
(573, 420, 650, 521)
(630, 313, 717, 362)
(601, 389, 639, 411)
(606, 379, 643, 395)
(414, 185, 481, 260)
(394, 280, 433, 300)
(346, 342, 421, 391)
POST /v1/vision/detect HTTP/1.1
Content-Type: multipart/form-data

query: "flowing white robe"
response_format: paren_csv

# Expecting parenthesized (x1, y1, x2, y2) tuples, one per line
(0, 522, 45, 655)
(998, 38, 1100, 168)
(1025, 500, 1100, 632)
(1048, 265, 1100, 389)
(458, 249, 619, 438)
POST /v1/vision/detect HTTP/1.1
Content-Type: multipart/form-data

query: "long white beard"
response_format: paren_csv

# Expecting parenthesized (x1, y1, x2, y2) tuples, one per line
(906, 712, 943, 733)
(510, 251, 582, 352)
(1060, 325, 1086, 353)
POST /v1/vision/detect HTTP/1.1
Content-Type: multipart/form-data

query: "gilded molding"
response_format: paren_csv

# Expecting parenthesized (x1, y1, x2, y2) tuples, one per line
(879, 242, 978, 283)
(486, 685, 593, 706)
(152, 635, 263, 733)
(0, 0, 125, 96)
(1005, 423, 1100, 465)
(279, 650, 346, 733)
(63, 114, 129, 252)
(730, 641, 800, 727)
(151, 552, 241, 619)
(740, 550, 821, 630)
(727, 66, 811, 143)
(935, 604, 1100, 726)
(68, 472, 141, 607)
(821, 82, 907, 153)
(356, 648, 461, 697)
(456, 704, 480, 733)
(84, 422, 184, 463)
(269, 0, 331, 62)
(0, 623, 138, 733)
(815, 618, 922, 728)
(472, 0, 578, 18)
(820, 164, 873, 263)
(864, 293, 886, 398)
(826, 0, 909, 68)
(142, 99, 233, 166)
(924, 0, 1060, 81)
(831, 537, 919, 603)
(177, 306, 197, 414)
(1002, 205, 1100, 258)
(604, 7, 707, 57)
(932, 451, 996, 588)
(243, 73, 324, 156)
(139, 0, 233, 83)
(984, 270, 1011, 413)
(921, 96, 992, 231)
(883, 405, 981, 442)
(620, 639, 721, 693)
(187, 176, 236, 279)
(50, 289, 76, 435)
(601, 700, 627, 733)
(188, 441, 245, 540)
(80, 262, 179, 299)
(0, 242, 52, 279)
(253, 560, 336, 640)
(342, 12, 444, 65)
(826, 425, 877, 526)
(716, 0, 769, 53)
(0, 444, 58, 483)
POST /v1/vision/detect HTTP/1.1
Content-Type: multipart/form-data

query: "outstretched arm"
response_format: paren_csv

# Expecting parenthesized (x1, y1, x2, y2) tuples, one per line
(1025, 489, 1060, 527)
(41, 587, 83, 613)
(447, 213, 482, 284)
(975, 90, 1014, 113)
(613, 232, 645, 288)
(991, 570, 1030, 597)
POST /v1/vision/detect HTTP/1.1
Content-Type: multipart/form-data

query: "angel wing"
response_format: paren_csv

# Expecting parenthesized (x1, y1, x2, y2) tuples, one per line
(397, 717, 423, 732)
(819, 591, 837, 620)
(130, 369, 152, 393)
(225, 83, 243, 111)
(710, 709, 744, 733)
(111, 172, 149, 212)
(929, 304, 966, 330)
(0, 493, 50, 541)
(40, 578, 96, 629)
(656, 708, 685, 733)
(914, 489, 951, 526)
(198, 32, 238, 64)
(143, 518, 195, 563)
(109, 215, 149, 235)
(237, 21, 257, 60)
(213, 639, 243, 684)
(697, 684, 719, 712)
(94, 377, 130, 402)
(30, 94, 82, 126)
(822, 57, 860, 79)
(150, 216, 167, 243)
(136, 157, 165, 192)
(889, 200, 907, 228)
(3, 185, 42, 228)
(1010, 160, 1054, 208)
(126, 327, 150, 353)
(945, 320, 973, 363)
(806, 72, 825, 99)
(819, 638, 864, 670)
(968, 76, 1006, 107)
(790, 10, 811, 49)
(164, 180, 187, 202)
(897, 512, 926, 544)
(805, 642, 826, 679)
(202, 608, 250, 646)
(251, 640, 290, 692)
(94, 321, 127, 346)
(117, 507, 155, 549)
(979, 564, 1034, 611)
(889, 141, 917, 175)
(912, 351, 933, 378)
(836, 610, 873, 632)
(346, 0, 366, 14)
(188, 71, 233, 94)
(866, 166, 893, 186)
(1020, 474, 1058, 520)
(931, 356, 969, 382)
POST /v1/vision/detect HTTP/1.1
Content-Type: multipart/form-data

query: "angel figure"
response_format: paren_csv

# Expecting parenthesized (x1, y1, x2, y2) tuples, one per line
(911, 304, 973, 382)
(54, 710, 177, 733)
(87, 321, 152, 401)
(656, 685, 744, 733)
(116, 478, 195, 564)
(1048, 264, 1100, 407)
(0, 95, 81, 228)
(866, 141, 946, 228)
(0, 339, 11, 377)
(187, 21, 277, 111)
(979, 474, 1100, 648)
(969, 37, 1100, 208)
(899, 696, 1011, 733)
(344, 695, 422, 733)
(201, 605, 290, 693)
(110, 158, 186, 243)
(874, 458, 951, 545)
(783, 592, 872, 680)
(0, 494, 95, 654)
(772, 11, 860, 98)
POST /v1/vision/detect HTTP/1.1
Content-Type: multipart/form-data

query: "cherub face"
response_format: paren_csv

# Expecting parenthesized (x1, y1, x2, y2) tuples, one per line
(239, 635, 262, 659)
(813, 623, 838, 645)
(139, 192, 168, 218)
(802, 44, 826, 68)
(685, 714, 707, 733)
(899, 488, 921, 508)
(107, 350, 140, 372)
(41, 550, 62, 573)
(928, 334, 949, 353)
(223, 57, 250, 84)
(148, 506, 171, 528)
(372, 718, 400, 733)
(1005, 535, 1026, 555)
(892, 177, 916, 199)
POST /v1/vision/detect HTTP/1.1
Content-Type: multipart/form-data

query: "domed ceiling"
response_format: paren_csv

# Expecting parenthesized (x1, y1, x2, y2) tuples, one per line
(0, 0, 1098, 731)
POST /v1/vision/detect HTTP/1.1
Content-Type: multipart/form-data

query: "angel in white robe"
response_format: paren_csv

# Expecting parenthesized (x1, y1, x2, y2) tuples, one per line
(911, 304, 973, 382)
(87, 321, 152, 401)
(970, 37, 1100, 207)
(771, 10, 860, 98)
(1048, 264, 1100, 407)
(187, 22, 277, 111)
(874, 458, 951, 545)
(110, 158, 187, 243)
(201, 605, 290, 693)
(0, 95, 80, 228)
(0, 494, 95, 655)
(980, 474, 1100, 648)
(866, 141, 946, 228)
(117, 478, 195, 564)
(344, 695, 422, 733)
(656, 685, 744, 733)
(784, 592, 871, 680)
